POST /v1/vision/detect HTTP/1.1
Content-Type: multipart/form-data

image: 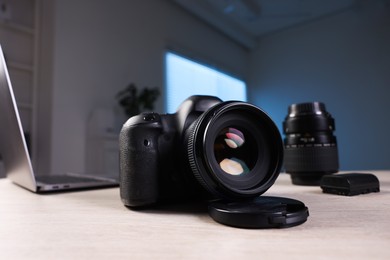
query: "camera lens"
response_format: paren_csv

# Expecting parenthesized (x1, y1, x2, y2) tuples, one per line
(186, 102, 283, 200)
(283, 102, 339, 185)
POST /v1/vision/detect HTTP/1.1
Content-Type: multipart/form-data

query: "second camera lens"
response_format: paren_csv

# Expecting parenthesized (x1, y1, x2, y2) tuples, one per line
(283, 102, 339, 186)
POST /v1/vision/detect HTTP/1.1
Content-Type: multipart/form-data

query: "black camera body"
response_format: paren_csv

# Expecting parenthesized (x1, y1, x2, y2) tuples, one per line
(119, 96, 283, 207)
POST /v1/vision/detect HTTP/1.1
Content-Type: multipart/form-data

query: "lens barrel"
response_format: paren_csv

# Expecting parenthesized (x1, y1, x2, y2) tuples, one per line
(283, 102, 339, 185)
(186, 101, 283, 200)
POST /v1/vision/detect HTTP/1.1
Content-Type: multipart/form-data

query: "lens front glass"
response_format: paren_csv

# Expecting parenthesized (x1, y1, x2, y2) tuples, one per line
(214, 127, 258, 176)
(187, 102, 282, 198)
(205, 110, 273, 191)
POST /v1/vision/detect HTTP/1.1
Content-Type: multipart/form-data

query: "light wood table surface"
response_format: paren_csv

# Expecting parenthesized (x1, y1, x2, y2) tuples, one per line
(1, 171, 389, 259)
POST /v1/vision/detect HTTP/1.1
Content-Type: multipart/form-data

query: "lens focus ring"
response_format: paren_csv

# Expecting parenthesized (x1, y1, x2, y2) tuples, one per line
(284, 146, 339, 173)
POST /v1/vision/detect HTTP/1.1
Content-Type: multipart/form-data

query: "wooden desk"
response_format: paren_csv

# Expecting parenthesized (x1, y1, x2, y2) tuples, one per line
(1, 171, 389, 259)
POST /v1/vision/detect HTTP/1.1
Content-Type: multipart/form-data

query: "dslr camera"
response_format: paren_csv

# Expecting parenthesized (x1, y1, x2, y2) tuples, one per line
(119, 95, 283, 207)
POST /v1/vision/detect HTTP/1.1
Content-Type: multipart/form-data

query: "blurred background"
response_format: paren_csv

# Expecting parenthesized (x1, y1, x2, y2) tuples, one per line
(0, 0, 389, 178)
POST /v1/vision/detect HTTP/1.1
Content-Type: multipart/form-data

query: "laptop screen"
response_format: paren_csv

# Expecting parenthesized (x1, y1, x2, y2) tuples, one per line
(0, 45, 37, 191)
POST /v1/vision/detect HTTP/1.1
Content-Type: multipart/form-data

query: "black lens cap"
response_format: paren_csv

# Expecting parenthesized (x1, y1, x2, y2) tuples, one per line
(208, 196, 309, 229)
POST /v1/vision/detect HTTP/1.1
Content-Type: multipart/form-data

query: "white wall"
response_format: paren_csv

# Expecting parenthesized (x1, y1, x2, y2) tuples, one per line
(248, 4, 390, 170)
(47, 0, 248, 174)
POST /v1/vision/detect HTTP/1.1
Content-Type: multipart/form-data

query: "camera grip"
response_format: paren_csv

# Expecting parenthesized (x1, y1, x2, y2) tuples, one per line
(119, 124, 160, 207)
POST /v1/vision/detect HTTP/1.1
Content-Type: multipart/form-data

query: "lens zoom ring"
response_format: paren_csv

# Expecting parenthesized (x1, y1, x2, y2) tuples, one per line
(284, 146, 339, 173)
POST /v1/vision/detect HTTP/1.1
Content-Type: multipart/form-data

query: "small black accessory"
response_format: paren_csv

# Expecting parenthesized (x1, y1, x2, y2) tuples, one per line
(320, 173, 380, 196)
(208, 196, 309, 229)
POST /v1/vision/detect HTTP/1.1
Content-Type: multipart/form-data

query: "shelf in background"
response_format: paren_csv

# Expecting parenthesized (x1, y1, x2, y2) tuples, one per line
(17, 102, 33, 110)
(0, 20, 34, 35)
(7, 61, 34, 72)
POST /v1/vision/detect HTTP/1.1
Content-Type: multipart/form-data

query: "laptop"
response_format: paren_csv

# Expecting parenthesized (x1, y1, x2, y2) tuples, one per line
(0, 45, 118, 192)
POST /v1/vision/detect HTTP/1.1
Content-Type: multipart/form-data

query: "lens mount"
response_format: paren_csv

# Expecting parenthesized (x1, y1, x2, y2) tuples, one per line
(186, 101, 283, 200)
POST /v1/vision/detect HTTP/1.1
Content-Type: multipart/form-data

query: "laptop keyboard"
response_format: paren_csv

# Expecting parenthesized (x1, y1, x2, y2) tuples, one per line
(35, 175, 107, 184)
